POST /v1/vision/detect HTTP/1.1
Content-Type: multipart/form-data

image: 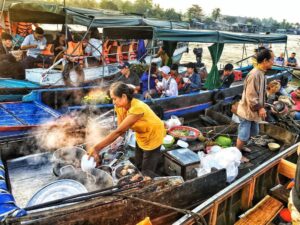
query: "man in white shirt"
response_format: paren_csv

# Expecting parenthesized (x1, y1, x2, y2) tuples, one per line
(21, 27, 50, 69)
(158, 66, 178, 97)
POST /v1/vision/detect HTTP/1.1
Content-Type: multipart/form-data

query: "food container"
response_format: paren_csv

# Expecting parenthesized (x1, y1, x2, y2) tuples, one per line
(268, 142, 280, 151)
(163, 135, 175, 148)
(168, 126, 201, 142)
(164, 148, 199, 180)
(52, 146, 86, 176)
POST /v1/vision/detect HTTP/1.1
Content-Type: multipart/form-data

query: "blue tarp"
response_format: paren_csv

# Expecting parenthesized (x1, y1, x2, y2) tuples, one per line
(0, 102, 60, 128)
(0, 159, 27, 221)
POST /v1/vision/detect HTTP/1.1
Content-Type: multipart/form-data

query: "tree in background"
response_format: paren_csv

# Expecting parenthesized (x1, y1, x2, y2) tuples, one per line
(99, 0, 118, 10)
(186, 4, 204, 22)
(211, 8, 221, 21)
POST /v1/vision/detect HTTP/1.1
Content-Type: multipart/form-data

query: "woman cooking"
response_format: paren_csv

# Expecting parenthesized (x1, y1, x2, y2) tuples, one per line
(88, 82, 165, 177)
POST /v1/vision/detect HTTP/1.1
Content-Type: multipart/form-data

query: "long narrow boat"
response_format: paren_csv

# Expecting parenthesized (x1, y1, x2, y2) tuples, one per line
(23, 65, 289, 119)
(0, 115, 298, 224)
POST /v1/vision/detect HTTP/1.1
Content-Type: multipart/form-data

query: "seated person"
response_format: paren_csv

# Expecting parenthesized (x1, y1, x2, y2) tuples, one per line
(157, 66, 178, 97)
(141, 62, 158, 99)
(291, 87, 300, 111)
(117, 62, 140, 94)
(0, 33, 14, 55)
(20, 27, 51, 69)
(266, 80, 281, 105)
(286, 52, 298, 67)
(0, 53, 24, 79)
(182, 62, 201, 93)
(220, 63, 235, 88)
(154, 46, 170, 66)
(274, 52, 285, 66)
(52, 32, 66, 57)
(85, 27, 102, 64)
(170, 64, 184, 92)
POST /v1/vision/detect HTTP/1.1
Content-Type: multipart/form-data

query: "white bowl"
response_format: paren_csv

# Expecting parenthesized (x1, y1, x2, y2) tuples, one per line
(81, 155, 96, 172)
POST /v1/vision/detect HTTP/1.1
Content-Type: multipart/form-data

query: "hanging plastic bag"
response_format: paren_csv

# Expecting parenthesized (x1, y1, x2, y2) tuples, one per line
(164, 115, 182, 129)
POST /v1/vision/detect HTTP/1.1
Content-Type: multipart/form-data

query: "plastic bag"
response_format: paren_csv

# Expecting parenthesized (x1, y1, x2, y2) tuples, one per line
(196, 147, 242, 182)
(164, 115, 182, 129)
(196, 151, 211, 177)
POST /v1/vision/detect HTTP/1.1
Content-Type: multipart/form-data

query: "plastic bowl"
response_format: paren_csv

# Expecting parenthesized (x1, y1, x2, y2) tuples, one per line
(163, 135, 175, 148)
(168, 126, 201, 142)
(268, 142, 280, 151)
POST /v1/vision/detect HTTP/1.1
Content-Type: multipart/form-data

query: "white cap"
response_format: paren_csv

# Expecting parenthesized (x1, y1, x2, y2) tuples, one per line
(159, 66, 170, 74)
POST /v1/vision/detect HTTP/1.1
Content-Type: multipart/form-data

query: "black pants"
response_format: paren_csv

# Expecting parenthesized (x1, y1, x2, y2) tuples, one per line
(135, 143, 162, 177)
(22, 55, 52, 69)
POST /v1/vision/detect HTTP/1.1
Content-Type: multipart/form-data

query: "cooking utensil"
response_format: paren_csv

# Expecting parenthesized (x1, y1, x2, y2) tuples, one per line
(52, 146, 86, 176)
(26, 179, 88, 207)
(59, 168, 114, 191)
(81, 155, 96, 172)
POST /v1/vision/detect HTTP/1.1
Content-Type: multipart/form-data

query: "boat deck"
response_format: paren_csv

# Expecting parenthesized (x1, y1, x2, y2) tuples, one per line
(7, 152, 56, 208)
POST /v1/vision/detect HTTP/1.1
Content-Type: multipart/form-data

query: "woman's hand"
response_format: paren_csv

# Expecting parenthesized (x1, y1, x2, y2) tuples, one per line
(88, 147, 101, 165)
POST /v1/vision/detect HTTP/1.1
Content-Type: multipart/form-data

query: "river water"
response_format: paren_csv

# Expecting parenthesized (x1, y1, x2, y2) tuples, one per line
(181, 34, 300, 70)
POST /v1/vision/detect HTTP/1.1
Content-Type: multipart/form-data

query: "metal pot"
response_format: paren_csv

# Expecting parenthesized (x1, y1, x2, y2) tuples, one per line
(52, 146, 86, 176)
(58, 167, 114, 191)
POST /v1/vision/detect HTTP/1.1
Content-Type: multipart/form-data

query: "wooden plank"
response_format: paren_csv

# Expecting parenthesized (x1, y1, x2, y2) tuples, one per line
(277, 159, 296, 179)
(235, 195, 283, 225)
(241, 179, 256, 211)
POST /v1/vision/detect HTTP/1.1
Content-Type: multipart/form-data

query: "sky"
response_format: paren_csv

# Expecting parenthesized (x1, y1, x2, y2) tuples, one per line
(152, 0, 300, 23)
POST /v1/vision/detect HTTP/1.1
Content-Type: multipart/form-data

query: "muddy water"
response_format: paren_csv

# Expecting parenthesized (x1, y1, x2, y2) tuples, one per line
(181, 34, 300, 70)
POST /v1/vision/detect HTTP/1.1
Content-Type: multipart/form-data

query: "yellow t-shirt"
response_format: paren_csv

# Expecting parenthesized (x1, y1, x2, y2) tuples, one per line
(115, 98, 165, 150)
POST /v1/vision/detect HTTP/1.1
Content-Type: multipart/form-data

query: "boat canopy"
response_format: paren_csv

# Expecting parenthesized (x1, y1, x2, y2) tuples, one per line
(8, 2, 189, 29)
(153, 28, 288, 44)
(102, 27, 287, 44)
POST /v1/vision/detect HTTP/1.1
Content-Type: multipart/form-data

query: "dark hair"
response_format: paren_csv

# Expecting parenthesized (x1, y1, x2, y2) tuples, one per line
(1, 32, 12, 41)
(110, 82, 134, 101)
(171, 63, 179, 71)
(257, 49, 273, 64)
(90, 27, 100, 39)
(149, 62, 157, 74)
(35, 27, 44, 35)
(73, 33, 83, 42)
(257, 46, 266, 52)
(224, 63, 233, 71)
(292, 52, 296, 55)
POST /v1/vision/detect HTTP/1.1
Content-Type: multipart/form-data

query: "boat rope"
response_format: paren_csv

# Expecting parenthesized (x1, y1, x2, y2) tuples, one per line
(115, 193, 207, 225)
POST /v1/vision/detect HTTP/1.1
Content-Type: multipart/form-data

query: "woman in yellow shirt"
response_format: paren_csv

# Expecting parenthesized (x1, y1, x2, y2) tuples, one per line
(88, 82, 165, 176)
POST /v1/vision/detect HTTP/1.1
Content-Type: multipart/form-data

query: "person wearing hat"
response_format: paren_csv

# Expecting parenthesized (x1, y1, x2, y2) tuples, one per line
(117, 62, 140, 94)
(182, 62, 201, 93)
(170, 63, 184, 92)
(88, 81, 165, 177)
(158, 65, 178, 97)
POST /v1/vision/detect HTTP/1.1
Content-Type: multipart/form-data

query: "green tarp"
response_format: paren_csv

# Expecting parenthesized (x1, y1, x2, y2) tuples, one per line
(204, 43, 224, 89)
(154, 28, 287, 44)
(8, 2, 189, 29)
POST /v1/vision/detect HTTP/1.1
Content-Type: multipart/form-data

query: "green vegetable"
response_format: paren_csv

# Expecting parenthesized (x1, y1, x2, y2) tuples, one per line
(215, 136, 232, 147)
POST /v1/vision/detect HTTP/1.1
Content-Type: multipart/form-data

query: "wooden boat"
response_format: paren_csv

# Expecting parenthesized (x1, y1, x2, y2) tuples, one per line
(23, 65, 290, 119)
(0, 111, 298, 224)
(4, 2, 188, 87)
(172, 132, 300, 224)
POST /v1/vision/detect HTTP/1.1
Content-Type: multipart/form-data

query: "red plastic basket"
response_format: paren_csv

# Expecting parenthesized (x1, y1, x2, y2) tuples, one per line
(168, 126, 201, 141)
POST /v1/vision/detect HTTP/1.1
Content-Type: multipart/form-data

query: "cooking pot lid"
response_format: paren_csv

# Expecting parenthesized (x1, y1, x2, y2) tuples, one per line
(26, 179, 88, 207)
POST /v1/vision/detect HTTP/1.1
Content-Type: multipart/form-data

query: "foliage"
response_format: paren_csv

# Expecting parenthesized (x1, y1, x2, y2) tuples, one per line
(46, 0, 298, 31)
(99, 0, 118, 10)
(211, 8, 221, 21)
(186, 4, 204, 22)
